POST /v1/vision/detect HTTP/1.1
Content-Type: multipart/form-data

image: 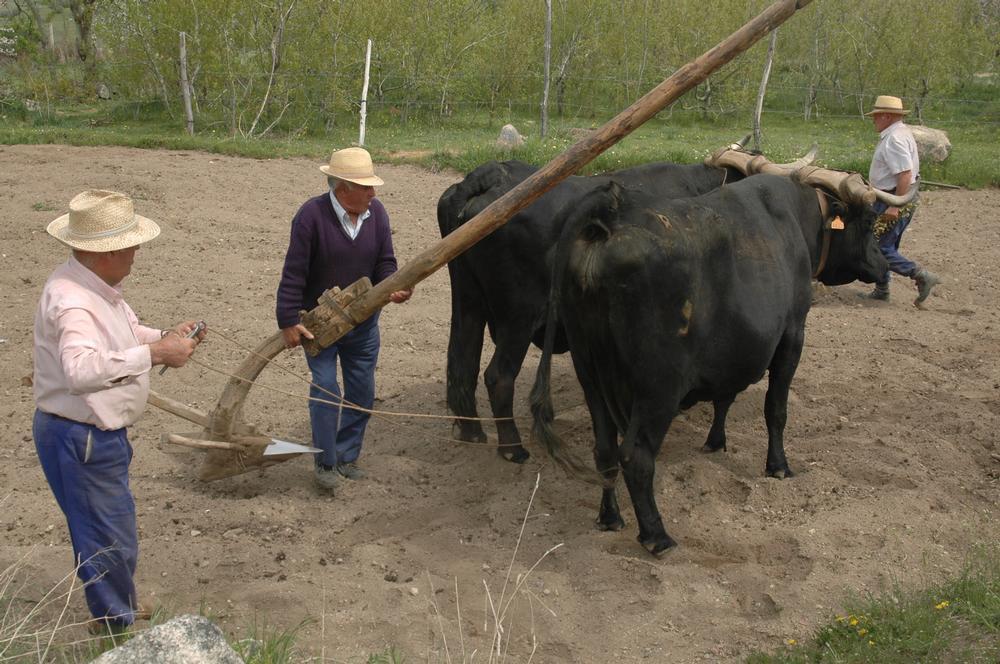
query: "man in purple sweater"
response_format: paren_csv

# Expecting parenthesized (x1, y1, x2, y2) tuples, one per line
(277, 147, 412, 491)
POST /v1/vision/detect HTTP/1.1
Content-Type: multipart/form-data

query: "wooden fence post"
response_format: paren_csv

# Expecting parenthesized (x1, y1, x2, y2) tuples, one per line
(359, 38, 372, 146)
(179, 31, 194, 136)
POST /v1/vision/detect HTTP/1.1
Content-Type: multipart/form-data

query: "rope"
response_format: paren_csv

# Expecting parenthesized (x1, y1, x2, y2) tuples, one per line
(189, 325, 550, 451)
(204, 324, 516, 423)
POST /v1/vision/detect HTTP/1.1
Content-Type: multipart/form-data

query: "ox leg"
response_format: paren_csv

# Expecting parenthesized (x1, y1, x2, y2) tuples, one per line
(591, 401, 625, 532)
(620, 411, 677, 556)
(483, 334, 532, 463)
(446, 286, 488, 444)
(701, 395, 736, 453)
(763, 332, 803, 479)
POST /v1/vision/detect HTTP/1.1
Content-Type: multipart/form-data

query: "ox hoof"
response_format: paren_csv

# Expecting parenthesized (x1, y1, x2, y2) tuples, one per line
(595, 516, 625, 532)
(499, 446, 530, 464)
(766, 466, 795, 479)
(640, 535, 678, 557)
(700, 441, 726, 454)
(452, 422, 487, 444)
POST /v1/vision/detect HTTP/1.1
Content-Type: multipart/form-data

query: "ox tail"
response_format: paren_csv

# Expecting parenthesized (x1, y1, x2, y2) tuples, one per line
(529, 183, 623, 488)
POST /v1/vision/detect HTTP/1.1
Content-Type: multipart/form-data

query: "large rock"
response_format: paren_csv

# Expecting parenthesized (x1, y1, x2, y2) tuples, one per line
(496, 124, 524, 149)
(910, 125, 951, 163)
(90, 614, 243, 664)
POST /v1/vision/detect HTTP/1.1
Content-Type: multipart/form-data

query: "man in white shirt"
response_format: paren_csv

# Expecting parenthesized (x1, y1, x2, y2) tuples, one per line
(865, 95, 940, 305)
(33, 190, 204, 632)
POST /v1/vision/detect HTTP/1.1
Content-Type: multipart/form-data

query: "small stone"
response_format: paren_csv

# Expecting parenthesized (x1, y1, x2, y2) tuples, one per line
(409, 587, 419, 596)
(190, 529, 202, 537)
(384, 571, 399, 582)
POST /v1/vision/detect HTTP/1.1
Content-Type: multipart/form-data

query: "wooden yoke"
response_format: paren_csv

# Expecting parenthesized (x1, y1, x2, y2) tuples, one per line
(180, 0, 815, 482)
(706, 148, 877, 205)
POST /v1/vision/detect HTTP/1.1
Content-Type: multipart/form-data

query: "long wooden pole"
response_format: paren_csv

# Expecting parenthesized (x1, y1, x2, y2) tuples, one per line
(340, 0, 813, 334)
(199, 0, 814, 482)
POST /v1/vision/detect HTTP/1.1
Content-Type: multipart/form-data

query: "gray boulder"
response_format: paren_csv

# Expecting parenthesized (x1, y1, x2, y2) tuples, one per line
(97, 83, 112, 100)
(910, 125, 951, 163)
(496, 123, 524, 149)
(90, 614, 243, 664)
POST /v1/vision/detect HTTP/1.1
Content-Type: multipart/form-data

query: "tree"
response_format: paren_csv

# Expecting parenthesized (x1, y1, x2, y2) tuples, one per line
(68, 0, 98, 88)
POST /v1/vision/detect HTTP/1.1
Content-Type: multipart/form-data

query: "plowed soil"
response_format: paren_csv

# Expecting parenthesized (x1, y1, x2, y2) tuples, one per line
(1, 144, 997, 662)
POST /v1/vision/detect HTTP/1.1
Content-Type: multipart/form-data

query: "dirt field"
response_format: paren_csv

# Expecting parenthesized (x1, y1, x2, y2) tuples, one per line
(1, 144, 997, 662)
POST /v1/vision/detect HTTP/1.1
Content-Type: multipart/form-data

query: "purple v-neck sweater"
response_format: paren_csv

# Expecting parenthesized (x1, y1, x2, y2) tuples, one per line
(276, 193, 398, 329)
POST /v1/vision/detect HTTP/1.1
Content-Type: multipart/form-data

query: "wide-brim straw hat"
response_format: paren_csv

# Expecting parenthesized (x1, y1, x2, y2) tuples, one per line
(865, 95, 910, 116)
(319, 147, 384, 186)
(47, 190, 160, 252)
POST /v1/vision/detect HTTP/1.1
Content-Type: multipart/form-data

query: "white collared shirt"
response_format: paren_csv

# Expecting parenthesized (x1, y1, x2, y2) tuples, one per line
(869, 121, 920, 190)
(329, 190, 371, 240)
(33, 256, 161, 430)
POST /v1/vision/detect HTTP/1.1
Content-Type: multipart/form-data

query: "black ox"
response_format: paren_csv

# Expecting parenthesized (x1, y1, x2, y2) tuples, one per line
(531, 170, 908, 556)
(437, 157, 758, 463)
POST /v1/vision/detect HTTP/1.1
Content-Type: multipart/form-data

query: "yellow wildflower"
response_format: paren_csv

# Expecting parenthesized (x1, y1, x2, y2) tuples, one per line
(785, 639, 797, 646)
(869, 640, 875, 646)
(935, 600, 950, 610)
(858, 628, 868, 636)
(849, 618, 859, 626)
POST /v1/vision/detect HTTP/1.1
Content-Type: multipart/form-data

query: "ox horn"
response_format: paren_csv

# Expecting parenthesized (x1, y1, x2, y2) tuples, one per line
(871, 183, 920, 207)
(775, 144, 819, 171)
(793, 166, 918, 207)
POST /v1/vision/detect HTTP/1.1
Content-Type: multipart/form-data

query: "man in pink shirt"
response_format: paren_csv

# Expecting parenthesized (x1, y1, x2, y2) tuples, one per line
(33, 190, 204, 633)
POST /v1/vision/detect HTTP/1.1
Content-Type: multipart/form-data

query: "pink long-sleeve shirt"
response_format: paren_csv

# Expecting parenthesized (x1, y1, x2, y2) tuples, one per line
(33, 256, 161, 430)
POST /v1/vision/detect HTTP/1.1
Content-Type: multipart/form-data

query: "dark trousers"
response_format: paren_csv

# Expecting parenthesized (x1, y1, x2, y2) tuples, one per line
(304, 316, 380, 468)
(873, 199, 919, 287)
(32, 410, 138, 626)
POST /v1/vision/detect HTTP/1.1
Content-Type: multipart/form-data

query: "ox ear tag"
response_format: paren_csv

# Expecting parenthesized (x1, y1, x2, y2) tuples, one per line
(830, 216, 845, 230)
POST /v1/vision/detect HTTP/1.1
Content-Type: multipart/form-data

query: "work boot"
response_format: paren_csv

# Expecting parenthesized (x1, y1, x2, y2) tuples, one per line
(315, 465, 338, 492)
(336, 462, 365, 480)
(864, 284, 890, 301)
(913, 269, 941, 305)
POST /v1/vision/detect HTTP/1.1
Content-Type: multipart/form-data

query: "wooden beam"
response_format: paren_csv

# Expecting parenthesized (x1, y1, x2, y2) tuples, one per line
(166, 434, 248, 451)
(308, 0, 815, 351)
(148, 390, 210, 427)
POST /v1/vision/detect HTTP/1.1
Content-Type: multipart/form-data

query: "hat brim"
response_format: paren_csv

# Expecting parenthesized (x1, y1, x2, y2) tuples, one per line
(46, 213, 161, 252)
(864, 108, 910, 116)
(319, 165, 384, 187)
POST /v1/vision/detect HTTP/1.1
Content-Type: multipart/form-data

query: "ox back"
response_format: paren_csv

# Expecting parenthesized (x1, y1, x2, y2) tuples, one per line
(530, 174, 886, 556)
(437, 159, 745, 463)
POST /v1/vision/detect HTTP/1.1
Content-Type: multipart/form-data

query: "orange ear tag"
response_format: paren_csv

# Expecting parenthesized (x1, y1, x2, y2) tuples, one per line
(830, 216, 845, 230)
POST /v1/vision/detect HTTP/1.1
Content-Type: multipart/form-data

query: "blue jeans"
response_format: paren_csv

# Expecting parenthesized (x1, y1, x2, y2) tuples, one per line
(873, 199, 918, 287)
(305, 316, 380, 467)
(32, 410, 138, 627)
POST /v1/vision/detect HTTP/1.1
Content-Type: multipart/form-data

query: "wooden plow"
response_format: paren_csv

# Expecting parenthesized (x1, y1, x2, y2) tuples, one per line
(151, 0, 816, 482)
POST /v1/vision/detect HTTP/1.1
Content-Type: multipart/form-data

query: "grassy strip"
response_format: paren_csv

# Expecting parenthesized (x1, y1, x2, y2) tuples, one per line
(1, 104, 997, 188)
(748, 545, 1000, 663)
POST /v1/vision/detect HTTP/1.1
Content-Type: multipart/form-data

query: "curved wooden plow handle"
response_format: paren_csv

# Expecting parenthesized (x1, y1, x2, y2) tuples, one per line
(199, 331, 291, 481)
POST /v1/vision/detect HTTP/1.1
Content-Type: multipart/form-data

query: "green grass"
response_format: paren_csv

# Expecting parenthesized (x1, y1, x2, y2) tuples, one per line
(1, 99, 997, 188)
(747, 545, 1000, 664)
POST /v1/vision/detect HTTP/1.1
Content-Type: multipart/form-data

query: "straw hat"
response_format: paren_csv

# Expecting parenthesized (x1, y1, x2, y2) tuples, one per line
(47, 190, 160, 252)
(865, 95, 910, 116)
(319, 147, 384, 186)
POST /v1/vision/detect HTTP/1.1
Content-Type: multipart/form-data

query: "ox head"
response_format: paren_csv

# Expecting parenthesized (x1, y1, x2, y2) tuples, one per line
(812, 193, 889, 285)
(795, 166, 914, 285)
(705, 147, 911, 285)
